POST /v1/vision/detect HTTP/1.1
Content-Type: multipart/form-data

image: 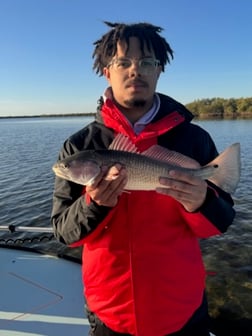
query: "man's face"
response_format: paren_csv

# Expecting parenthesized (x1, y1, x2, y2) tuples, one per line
(103, 37, 161, 110)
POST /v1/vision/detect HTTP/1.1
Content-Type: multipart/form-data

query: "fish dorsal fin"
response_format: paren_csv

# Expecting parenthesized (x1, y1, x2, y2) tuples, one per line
(142, 146, 201, 168)
(109, 134, 140, 153)
(110, 134, 200, 168)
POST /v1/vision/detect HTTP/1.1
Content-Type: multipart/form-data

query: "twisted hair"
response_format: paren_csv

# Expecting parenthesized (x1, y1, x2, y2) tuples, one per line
(92, 21, 174, 76)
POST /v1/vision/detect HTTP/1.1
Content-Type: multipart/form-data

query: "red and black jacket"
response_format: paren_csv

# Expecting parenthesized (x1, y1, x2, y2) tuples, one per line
(51, 93, 235, 335)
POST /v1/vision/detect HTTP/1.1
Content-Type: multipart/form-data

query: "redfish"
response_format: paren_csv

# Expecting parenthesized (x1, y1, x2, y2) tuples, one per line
(52, 134, 240, 193)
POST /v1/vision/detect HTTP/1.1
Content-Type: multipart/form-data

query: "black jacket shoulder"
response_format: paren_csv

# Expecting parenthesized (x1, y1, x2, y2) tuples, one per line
(154, 93, 194, 122)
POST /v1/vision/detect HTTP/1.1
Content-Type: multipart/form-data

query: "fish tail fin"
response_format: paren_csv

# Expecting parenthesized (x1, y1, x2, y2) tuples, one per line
(206, 143, 241, 193)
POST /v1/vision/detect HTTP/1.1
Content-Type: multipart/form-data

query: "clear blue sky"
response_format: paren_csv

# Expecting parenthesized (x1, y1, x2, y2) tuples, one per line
(0, 0, 251, 116)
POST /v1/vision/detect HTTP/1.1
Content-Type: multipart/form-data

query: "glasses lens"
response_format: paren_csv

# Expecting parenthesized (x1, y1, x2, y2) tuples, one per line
(139, 58, 159, 75)
(109, 58, 159, 75)
(140, 59, 156, 68)
(115, 58, 132, 69)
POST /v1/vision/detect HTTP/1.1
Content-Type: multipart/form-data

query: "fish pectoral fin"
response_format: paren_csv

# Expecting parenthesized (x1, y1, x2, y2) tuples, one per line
(142, 145, 201, 168)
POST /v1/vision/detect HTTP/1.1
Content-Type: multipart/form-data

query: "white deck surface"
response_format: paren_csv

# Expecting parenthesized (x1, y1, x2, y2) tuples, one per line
(0, 247, 89, 336)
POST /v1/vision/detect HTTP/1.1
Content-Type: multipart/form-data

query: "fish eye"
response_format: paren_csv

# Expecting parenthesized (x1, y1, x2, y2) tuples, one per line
(60, 162, 68, 169)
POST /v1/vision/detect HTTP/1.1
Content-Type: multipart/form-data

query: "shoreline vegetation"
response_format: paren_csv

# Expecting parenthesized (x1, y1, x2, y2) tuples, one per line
(185, 97, 252, 119)
(1, 97, 252, 119)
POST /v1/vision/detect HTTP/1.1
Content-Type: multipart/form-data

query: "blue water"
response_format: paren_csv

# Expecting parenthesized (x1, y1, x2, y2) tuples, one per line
(0, 117, 92, 230)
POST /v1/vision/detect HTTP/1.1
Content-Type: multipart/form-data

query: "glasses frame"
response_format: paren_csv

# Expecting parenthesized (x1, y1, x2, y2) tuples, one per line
(107, 57, 160, 75)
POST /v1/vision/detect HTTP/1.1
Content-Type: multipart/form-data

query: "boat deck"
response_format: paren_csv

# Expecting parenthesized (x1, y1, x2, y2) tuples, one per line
(0, 246, 89, 336)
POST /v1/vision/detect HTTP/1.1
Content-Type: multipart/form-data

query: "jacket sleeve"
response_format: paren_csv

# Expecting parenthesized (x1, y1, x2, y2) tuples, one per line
(181, 180, 236, 238)
(200, 181, 235, 232)
(51, 139, 112, 246)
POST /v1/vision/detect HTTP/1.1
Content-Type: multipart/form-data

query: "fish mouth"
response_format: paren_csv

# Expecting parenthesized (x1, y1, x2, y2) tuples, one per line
(52, 166, 67, 180)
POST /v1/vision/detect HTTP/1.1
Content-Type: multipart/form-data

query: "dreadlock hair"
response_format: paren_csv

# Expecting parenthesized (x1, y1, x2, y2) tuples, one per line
(92, 21, 174, 76)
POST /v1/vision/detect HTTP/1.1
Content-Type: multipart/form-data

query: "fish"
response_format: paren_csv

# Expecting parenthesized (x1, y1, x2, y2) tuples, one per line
(52, 133, 240, 194)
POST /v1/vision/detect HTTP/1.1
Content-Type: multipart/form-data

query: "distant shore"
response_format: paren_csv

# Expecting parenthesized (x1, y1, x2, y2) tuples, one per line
(0, 113, 96, 119)
(1, 113, 251, 120)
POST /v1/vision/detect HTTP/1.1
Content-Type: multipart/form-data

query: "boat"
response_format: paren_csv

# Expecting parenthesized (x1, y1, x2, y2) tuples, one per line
(0, 244, 90, 336)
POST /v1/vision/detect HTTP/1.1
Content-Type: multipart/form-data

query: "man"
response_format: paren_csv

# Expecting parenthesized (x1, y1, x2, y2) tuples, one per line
(51, 22, 235, 336)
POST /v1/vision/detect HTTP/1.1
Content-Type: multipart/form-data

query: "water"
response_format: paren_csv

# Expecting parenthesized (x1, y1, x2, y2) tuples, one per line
(0, 117, 93, 256)
(0, 117, 251, 320)
(194, 120, 252, 320)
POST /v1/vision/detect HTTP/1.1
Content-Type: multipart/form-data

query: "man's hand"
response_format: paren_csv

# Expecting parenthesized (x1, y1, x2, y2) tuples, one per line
(156, 170, 207, 212)
(86, 164, 127, 207)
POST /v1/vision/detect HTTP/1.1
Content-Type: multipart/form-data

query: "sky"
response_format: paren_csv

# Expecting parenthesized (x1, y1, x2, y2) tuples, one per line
(0, 0, 251, 117)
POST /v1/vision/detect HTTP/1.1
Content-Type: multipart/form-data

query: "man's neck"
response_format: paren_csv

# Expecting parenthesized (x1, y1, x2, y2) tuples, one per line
(114, 101, 153, 124)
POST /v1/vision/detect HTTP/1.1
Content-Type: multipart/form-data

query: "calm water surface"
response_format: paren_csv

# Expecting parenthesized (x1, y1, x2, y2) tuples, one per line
(0, 117, 251, 318)
(0, 117, 91, 235)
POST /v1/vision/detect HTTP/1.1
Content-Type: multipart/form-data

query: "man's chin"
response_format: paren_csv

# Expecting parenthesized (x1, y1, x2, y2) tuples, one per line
(123, 99, 147, 108)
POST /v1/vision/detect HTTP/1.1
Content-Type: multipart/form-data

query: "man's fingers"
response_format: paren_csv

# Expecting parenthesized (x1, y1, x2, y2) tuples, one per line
(86, 164, 128, 207)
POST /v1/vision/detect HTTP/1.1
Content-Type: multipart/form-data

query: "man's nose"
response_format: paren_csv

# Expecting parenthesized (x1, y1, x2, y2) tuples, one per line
(128, 61, 141, 76)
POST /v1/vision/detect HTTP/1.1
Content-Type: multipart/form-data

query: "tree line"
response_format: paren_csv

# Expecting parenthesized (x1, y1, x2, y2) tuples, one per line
(185, 97, 252, 119)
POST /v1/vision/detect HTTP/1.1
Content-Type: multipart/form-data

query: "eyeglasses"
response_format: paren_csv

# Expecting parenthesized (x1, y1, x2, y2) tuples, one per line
(107, 57, 160, 75)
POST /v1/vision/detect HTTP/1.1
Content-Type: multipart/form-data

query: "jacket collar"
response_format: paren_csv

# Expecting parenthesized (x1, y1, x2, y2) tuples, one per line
(95, 92, 194, 150)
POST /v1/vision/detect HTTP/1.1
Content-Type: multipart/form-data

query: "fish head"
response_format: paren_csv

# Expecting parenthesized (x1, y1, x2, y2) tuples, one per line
(52, 159, 101, 186)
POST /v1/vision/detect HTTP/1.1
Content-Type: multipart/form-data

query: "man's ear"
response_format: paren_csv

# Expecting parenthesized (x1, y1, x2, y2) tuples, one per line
(103, 67, 110, 80)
